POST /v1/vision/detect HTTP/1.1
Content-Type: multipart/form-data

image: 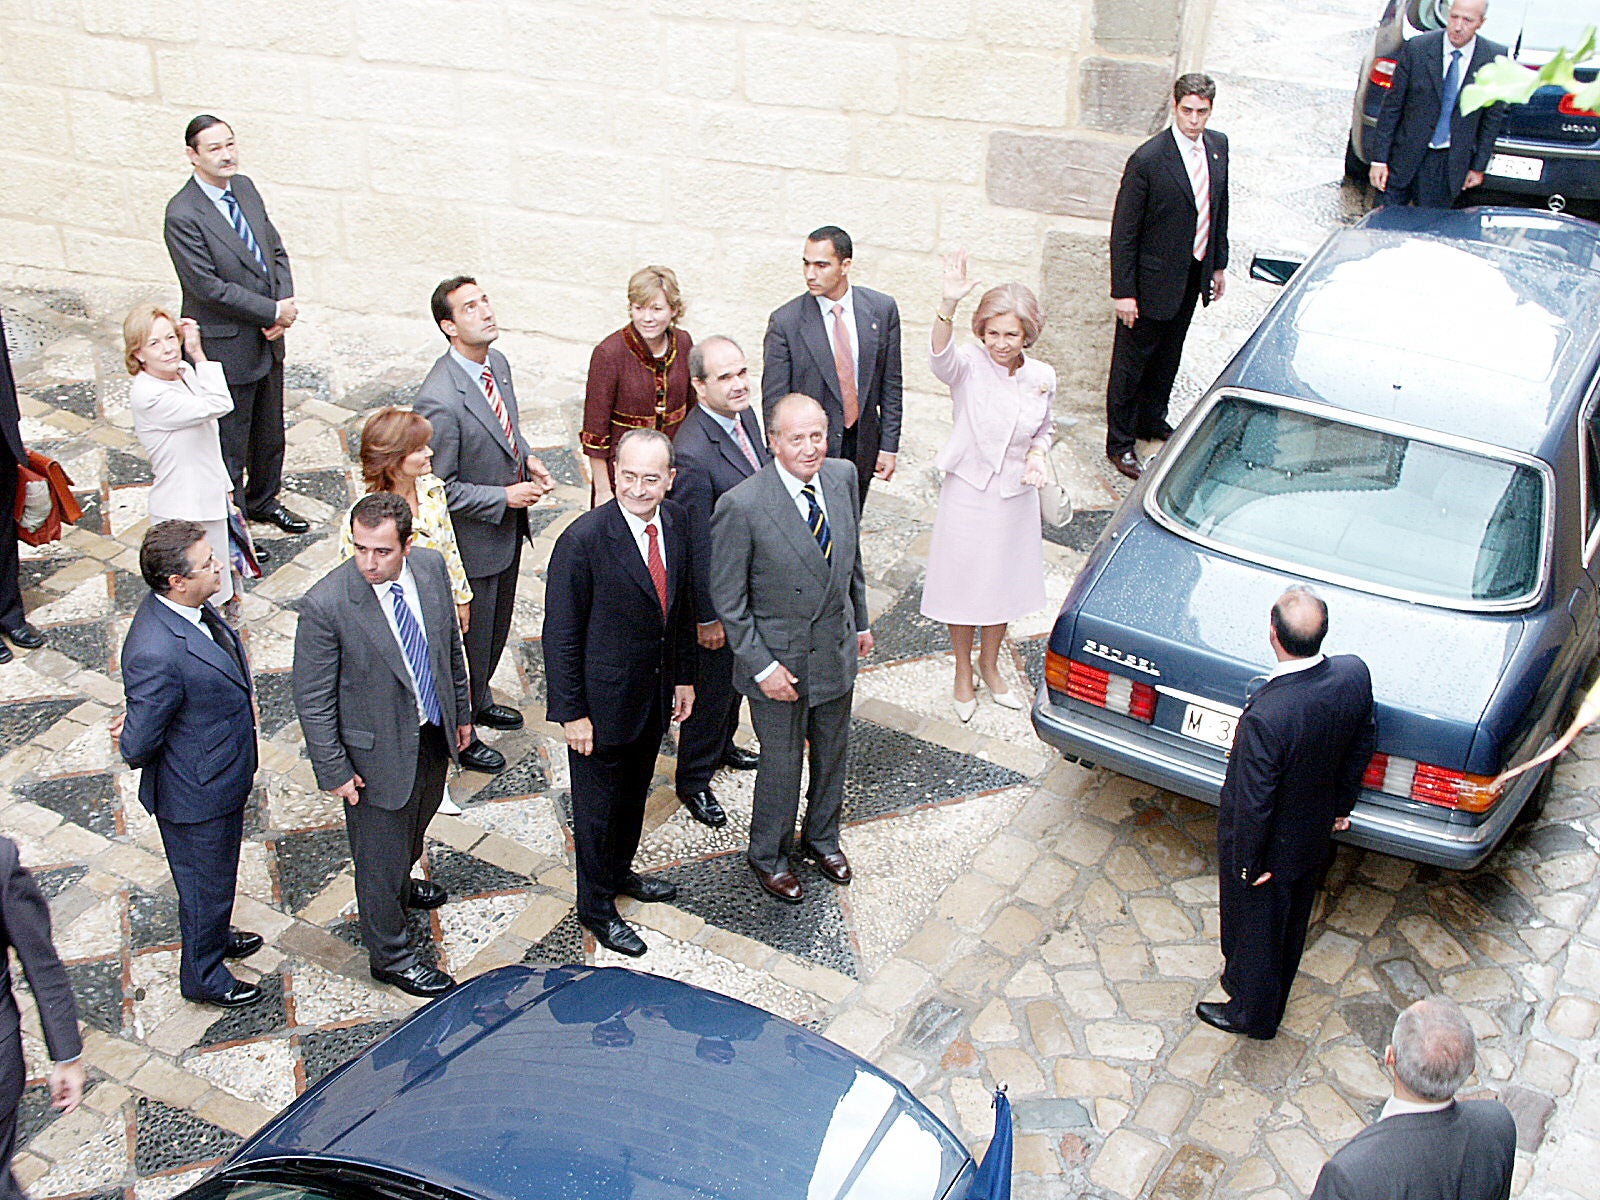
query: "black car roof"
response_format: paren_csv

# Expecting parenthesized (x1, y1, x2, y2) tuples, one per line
(1220, 206, 1600, 460)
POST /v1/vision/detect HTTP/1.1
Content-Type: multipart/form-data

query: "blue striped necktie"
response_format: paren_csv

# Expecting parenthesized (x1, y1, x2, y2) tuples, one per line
(801, 483, 832, 561)
(222, 189, 268, 272)
(389, 582, 444, 726)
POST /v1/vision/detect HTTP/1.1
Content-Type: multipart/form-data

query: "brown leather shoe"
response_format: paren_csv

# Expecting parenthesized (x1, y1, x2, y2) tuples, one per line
(1110, 451, 1142, 481)
(802, 843, 852, 885)
(749, 861, 803, 904)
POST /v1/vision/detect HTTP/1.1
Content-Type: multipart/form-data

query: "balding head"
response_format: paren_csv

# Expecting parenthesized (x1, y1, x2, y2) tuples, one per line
(1270, 585, 1328, 659)
(1390, 997, 1476, 1103)
(1447, 0, 1487, 47)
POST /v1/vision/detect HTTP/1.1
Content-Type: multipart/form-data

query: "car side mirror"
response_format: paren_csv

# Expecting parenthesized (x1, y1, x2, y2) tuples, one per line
(1250, 254, 1304, 286)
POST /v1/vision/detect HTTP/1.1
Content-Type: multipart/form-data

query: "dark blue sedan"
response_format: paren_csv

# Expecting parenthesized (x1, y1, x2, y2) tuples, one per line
(173, 965, 976, 1200)
(1034, 205, 1600, 869)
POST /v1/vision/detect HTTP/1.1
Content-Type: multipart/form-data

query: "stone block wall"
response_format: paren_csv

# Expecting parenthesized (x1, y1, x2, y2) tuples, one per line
(0, 0, 1191, 402)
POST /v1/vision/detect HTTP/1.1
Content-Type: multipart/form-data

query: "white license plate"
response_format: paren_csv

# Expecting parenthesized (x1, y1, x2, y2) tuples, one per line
(1181, 702, 1238, 749)
(1486, 153, 1543, 182)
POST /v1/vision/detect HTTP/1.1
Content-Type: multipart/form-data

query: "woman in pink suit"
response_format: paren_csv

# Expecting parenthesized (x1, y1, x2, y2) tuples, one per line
(920, 251, 1054, 722)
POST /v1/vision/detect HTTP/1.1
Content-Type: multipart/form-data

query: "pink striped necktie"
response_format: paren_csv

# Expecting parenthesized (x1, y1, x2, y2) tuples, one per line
(481, 368, 517, 452)
(731, 415, 760, 469)
(1189, 138, 1210, 262)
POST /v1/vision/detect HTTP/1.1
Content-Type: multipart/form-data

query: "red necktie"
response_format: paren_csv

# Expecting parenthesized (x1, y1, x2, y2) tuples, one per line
(481, 368, 518, 452)
(645, 524, 668, 617)
(830, 303, 860, 429)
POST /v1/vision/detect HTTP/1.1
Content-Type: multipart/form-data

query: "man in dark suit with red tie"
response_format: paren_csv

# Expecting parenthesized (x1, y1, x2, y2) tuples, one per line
(543, 430, 696, 958)
(668, 336, 768, 829)
(1199, 586, 1375, 1041)
(1105, 74, 1230, 482)
(116, 521, 264, 1009)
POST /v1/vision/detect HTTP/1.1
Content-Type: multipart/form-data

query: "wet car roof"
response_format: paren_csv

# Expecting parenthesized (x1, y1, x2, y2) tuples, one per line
(1227, 207, 1600, 458)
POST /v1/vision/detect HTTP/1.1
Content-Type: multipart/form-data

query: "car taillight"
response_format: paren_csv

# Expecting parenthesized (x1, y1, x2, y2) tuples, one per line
(1370, 58, 1397, 88)
(1046, 652, 1156, 724)
(1363, 752, 1500, 813)
(1559, 94, 1599, 118)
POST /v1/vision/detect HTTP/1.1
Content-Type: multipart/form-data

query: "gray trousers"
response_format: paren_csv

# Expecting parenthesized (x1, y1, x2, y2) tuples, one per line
(465, 541, 521, 716)
(745, 690, 851, 875)
(345, 723, 449, 972)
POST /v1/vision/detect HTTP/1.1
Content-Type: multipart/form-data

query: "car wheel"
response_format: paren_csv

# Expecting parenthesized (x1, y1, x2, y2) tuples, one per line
(1514, 763, 1555, 827)
(1405, 0, 1447, 30)
(1344, 135, 1367, 183)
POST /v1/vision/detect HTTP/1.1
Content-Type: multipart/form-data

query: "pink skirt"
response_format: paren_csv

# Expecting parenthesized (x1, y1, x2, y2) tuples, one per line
(920, 473, 1046, 627)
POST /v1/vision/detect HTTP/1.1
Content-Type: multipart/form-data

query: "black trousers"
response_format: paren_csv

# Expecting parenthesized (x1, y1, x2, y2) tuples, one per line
(1218, 866, 1323, 1037)
(1105, 258, 1204, 458)
(345, 723, 449, 972)
(157, 807, 245, 1001)
(219, 361, 285, 515)
(675, 642, 741, 793)
(569, 699, 663, 924)
(0, 453, 23, 630)
(1378, 148, 1456, 209)
(0, 1038, 22, 1200)
(465, 541, 521, 716)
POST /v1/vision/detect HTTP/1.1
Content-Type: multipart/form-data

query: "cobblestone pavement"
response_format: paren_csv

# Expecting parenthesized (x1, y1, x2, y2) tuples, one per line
(3, 2, 1600, 1198)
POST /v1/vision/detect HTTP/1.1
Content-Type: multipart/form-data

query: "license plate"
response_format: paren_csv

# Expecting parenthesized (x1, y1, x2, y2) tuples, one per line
(1181, 702, 1238, 749)
(1486, 153, 1543, 182)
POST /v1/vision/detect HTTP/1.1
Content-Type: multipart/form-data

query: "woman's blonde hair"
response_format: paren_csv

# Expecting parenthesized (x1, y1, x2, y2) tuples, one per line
(358, 406, 434, 494)
(122, 304, 181, 376)
(972, 284, 1045, 347)
(627, 265, 684, 321)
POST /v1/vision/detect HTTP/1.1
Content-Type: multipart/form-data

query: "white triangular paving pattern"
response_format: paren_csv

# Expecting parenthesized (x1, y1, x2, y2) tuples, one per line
(594, 928, 822, 1023)
(29, 1112, 125, 1196)
(437, 893, 528, 974)
(633, 766, 761, 870)
(134, 1167, 210, 1200)
(185, 1038, 298, 1109)
(288, 960, 408, 1028)
(457, 795, 566, 859)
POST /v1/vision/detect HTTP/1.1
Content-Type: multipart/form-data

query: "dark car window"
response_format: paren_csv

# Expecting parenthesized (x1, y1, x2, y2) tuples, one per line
(1153, 397, 1547, 606)
(1586, 408, 1600, 545)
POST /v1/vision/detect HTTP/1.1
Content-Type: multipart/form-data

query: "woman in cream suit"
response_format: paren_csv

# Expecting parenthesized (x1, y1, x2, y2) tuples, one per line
(124, 306, 236, 608)
(920, 252, 1054, 722)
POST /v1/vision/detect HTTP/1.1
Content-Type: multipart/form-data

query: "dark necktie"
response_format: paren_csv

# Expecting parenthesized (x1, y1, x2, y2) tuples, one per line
(221, 190, 268, 272)
(390, 582, 444, 726)
(801, 483, 832, 561)
(199, 606, 246, 680)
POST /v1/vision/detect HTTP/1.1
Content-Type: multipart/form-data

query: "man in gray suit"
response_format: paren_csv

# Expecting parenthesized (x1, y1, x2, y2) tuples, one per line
(710, 393, 872, 903)
(414, 277, 553, 775)
(162, 115, 307, 537)
(293, 493, 473, 998)
(762, 226, 902, 504)
(1311, 996, 1516, 1200)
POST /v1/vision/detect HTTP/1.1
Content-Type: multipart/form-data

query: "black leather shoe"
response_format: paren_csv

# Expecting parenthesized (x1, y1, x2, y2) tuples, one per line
(187, 980, 262, 1008)
(223, 929, 263, 959)
(581, 915, 647, 957)
(1110, 451, 1142, 481)
(801, 843, 852, 885)
(372, 961, 456, 997)
(678, 789, 727, 828)
(0, 642, 13, 665)
(458, 740, 506, 773)
(248, 504, 310, 534)
(2, 623, 45, 649)
(407, 879, 447, 909)
(1195, 1001, 1274, 1040)
(721, 744, 760, 771)
(476, 703, 524, 730)
(618, 872, 677, 903)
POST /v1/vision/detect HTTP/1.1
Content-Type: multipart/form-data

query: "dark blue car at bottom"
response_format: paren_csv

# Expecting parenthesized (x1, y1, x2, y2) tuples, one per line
(173, 965, 976, 1200)
(1034, 205, 1600, 869)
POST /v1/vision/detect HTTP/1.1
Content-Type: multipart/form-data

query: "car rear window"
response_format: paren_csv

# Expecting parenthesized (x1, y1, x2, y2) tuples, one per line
(1153, 397, 1546, 606)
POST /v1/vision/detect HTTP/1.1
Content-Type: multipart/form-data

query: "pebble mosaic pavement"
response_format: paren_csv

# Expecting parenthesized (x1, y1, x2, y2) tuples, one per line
(3, 1, 1600, 1194)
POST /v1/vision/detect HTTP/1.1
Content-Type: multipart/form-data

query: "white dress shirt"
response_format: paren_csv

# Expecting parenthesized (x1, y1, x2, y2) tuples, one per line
(1431, 37, 1476, 149)
(1269, 652, 1325, 681)
(617, 505, 666, 575)
(1380, 1095, 1453, 1121)
(814, 286, 860, 380)
(156, 593, 211, 639)
(449, 346, 500, 407)
(373, 562, 430, 724)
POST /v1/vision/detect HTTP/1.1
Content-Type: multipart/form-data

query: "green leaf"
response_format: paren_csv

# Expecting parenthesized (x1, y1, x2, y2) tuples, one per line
(1459, 58, 1543, 113)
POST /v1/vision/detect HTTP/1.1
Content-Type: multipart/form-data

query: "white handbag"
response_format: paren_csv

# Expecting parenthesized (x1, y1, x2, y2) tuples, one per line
(1039, 451, 1072, 528)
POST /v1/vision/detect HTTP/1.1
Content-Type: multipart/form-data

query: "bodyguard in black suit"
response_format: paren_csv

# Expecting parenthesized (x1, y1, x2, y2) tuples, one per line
(1105, 74, 1230, 481)
(1198, 586, 1375, 1040)
(544, 431, 697, 957)
(1368, 2, 1507, 209)
(117, 521, 264, 1008)
(162, 115, 306, 534)
(762, 226, 902, 503)
(0, 836, 85, 1200)
(0, 312, 47, 664)
(1312, 997, 1516, 1200)
(669, 337, 768, 828)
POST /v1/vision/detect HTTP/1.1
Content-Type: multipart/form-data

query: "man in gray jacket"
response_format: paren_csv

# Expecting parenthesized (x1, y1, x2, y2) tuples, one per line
(710, 393, 872, 904)
(293, 493, 473, 998)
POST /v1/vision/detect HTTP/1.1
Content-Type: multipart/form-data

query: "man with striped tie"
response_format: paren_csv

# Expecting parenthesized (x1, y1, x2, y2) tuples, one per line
(293, 493, 474, 998)
(416, 278, 555, 776)
(710, 394, 872, 905)
(1104, 74, 1230, 482)
(163, 115, 308, 537)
